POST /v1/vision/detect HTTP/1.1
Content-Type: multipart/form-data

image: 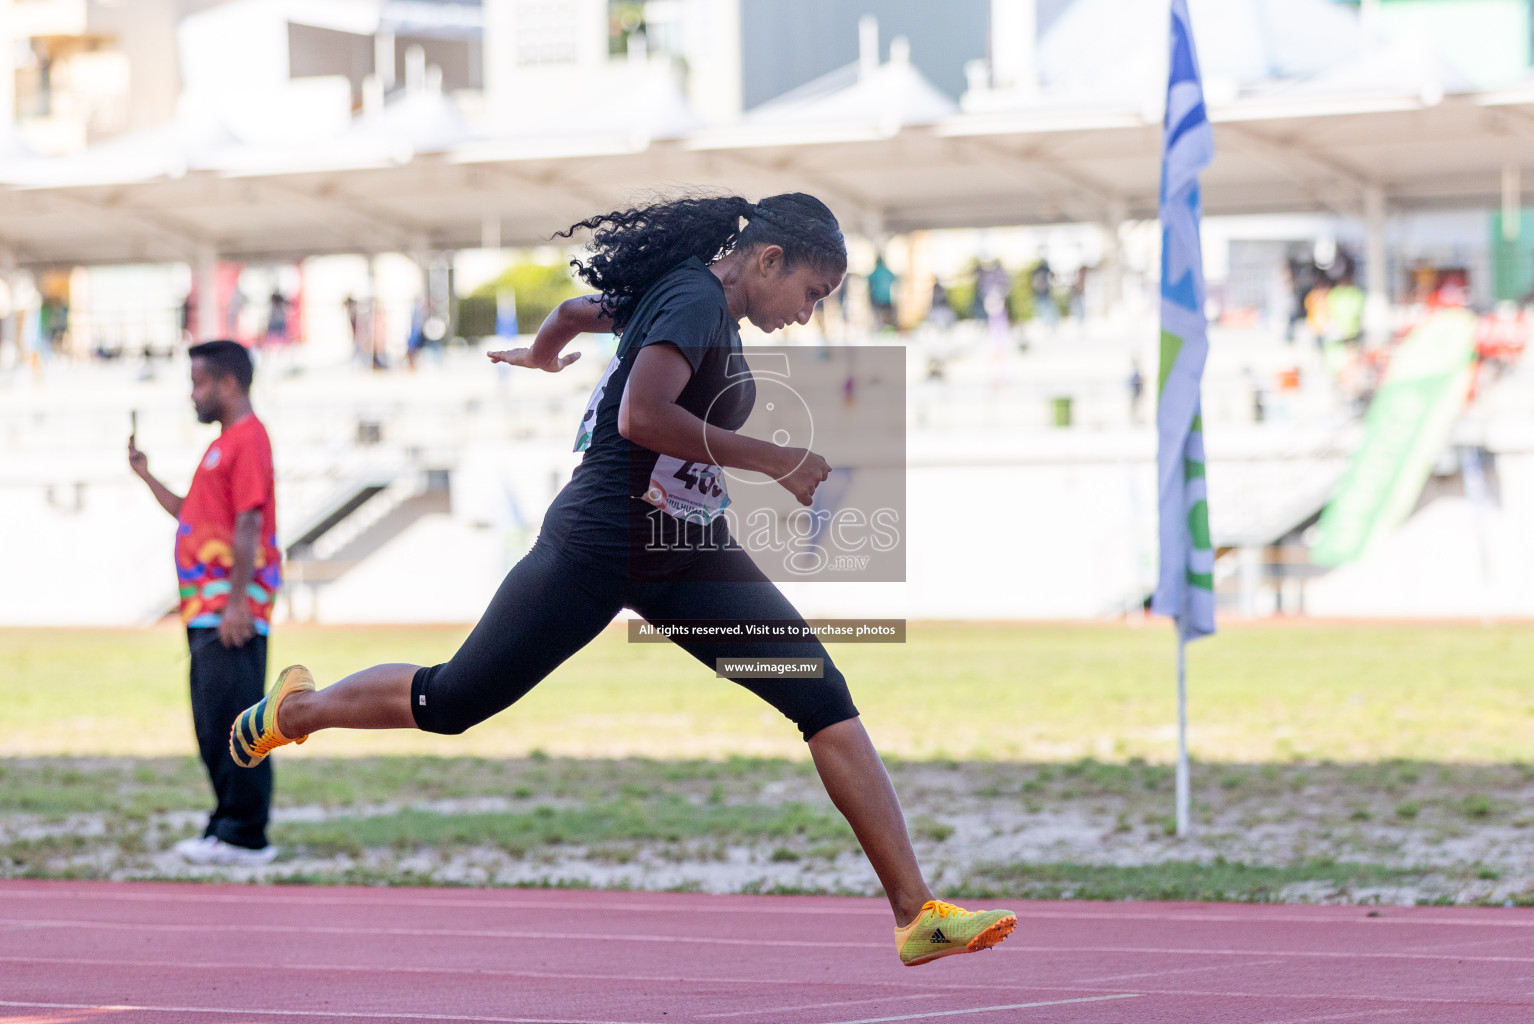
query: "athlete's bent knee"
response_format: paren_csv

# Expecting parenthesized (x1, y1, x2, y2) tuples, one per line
(795, 662, 859, 743)
(412, 702, 484, 736)
(408, 665, 485, 735)
(421, 715, 473, 736)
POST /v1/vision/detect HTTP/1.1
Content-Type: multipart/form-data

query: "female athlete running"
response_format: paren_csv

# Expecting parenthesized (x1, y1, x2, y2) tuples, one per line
(230, 193, 1015, 966)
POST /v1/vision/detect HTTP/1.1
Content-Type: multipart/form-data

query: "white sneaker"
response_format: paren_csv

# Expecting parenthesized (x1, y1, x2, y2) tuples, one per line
(173, 835, 217, 862)
(178, 836, 278, 866)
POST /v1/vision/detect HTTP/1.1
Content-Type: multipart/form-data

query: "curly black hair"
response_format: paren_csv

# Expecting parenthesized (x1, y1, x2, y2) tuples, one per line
(558, 192, 848, 332)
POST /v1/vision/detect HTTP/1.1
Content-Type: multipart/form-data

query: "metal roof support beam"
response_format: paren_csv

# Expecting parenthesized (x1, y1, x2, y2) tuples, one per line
(331, 189, 433, 250)
(1029, 163, 1126, 220)
(1484, 105, 1534, 142)
(466, 163, 612, 216)
(251, 178, 424, 253)
(1219, 123, 1373, 217)
(946, 136, 1127, 223)
(686, 146, 879, 235)
(0, 223, 36, 264)
(943, 138, 1070, 220)
(38, 189, 213, 263)
(236, 180, 406, 254)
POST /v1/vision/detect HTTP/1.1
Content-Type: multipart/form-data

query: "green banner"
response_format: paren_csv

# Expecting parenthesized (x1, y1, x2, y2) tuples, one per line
(1311, 310, 1476, 567)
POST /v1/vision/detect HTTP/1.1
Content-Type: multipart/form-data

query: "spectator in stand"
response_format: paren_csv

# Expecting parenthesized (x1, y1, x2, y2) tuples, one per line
(977, 261, 1011, 344)
(345, 294, 385, 369)
(926, 281, 956, 330)
(1068, 266, 1089, 320)
(1030, 258, 1056, 326)
(226, 286, 246, 342)
(344, 294, 360, 352)
(1288, 257, 1320, 342)
(868, 255, 898, 331)
(406, 298, 426, 371)
(1304, 279, 1331, 344)
(42, 295, 68, 356)
(1326, 273, 1365, 344)
(264, 288, 288, 347)
(1433, 270, 1469, 309)
(976, 262, 1008, 317)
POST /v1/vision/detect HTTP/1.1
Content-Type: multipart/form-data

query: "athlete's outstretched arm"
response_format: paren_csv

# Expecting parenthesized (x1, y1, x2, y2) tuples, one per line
(619, 342, 829, 506)
(486, 295, 610, 372)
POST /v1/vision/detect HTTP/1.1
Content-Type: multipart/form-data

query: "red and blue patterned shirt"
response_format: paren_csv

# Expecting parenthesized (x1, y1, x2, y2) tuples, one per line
(175, 415, 281, 633)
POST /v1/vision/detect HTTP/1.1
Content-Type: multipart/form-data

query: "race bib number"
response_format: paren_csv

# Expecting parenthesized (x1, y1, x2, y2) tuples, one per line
(573, 354, 621, 452)
(575, 353, 730, 523)
(641, 455, 731, 524)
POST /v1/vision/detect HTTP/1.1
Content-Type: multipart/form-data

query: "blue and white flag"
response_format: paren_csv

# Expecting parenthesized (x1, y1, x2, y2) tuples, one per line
(1151, 0, 1216, 641)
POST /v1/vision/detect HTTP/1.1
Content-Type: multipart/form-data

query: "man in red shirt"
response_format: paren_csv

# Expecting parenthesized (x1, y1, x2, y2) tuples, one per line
(129, 340, 282, 866)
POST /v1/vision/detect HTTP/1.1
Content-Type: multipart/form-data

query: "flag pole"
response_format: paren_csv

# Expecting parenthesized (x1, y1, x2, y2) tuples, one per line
(1155, 0, 1213, 846)
(1175, 625, 1190, 837)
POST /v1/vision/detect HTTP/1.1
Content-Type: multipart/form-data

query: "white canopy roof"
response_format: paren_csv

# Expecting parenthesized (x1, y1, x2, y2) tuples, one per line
(1, 1, 1529, 266)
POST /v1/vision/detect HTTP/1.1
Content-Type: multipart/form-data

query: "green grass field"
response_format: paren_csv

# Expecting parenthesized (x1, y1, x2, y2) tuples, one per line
(7, 752, 1526, 902)
(3, 621, 1532, 762)
(5, 622, 1533, 900)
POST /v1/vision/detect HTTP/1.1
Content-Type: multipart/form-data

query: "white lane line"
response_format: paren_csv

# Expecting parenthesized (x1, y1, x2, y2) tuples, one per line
(4, 958, 1529, 1011)
(0, 954, 764, 987)
(817, 994, 1142, 1024)
(1007, 909, 1534, 930)
(1255, 1010, 1409, 1024)
(0, 918, 882, 949)
(1073, 957, 1285, 984)
(5, 888, 1532, 929)
(1046, 984, 1531, 1009)
(697, 994, 946, 1018)
(8, 923, 1532, 965)
(0, 996, 1143, 1024)
(0, 1011, 116, 1024)
(1397, 935, 1531, 956)
(0, 954, 1046, 996)
(0, 889, 885, 918)
(998, 943, 1534, 965)
(0, 1001, 654, 1024)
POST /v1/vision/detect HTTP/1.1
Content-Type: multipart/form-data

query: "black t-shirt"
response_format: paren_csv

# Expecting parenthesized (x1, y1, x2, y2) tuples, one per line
(540, 257, 756, 574)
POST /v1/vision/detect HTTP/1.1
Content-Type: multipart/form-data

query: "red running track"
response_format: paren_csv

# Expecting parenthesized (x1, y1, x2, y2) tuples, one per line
(2, 881, 1533, 1023)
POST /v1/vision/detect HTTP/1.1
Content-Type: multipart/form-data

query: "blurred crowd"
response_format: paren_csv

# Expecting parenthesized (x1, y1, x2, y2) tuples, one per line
(839, 253, 1099, 341)
(5, 241, 1530, 414)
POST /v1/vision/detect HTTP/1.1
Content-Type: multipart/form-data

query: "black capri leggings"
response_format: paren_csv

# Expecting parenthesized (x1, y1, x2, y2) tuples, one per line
(410, 539, 859, 741)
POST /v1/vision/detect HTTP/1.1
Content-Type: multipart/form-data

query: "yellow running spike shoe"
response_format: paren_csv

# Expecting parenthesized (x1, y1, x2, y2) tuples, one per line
(893, 899, 1018, 966)
(229, 664, 315, 768)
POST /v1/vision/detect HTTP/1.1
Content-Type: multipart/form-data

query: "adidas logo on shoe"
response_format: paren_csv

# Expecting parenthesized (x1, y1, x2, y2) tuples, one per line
(929, 928, 950, 944)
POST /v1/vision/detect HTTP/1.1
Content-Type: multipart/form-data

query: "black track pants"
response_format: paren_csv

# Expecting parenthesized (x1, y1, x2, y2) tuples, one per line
(410, 540, 859, 741)
(188, 628, 272, 849)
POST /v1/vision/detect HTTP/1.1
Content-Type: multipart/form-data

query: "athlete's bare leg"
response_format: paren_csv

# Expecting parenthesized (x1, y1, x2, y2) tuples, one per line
(280, 675, 931, 922)
(808, 717, 934, 926)
(278, 664, 417, 734)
